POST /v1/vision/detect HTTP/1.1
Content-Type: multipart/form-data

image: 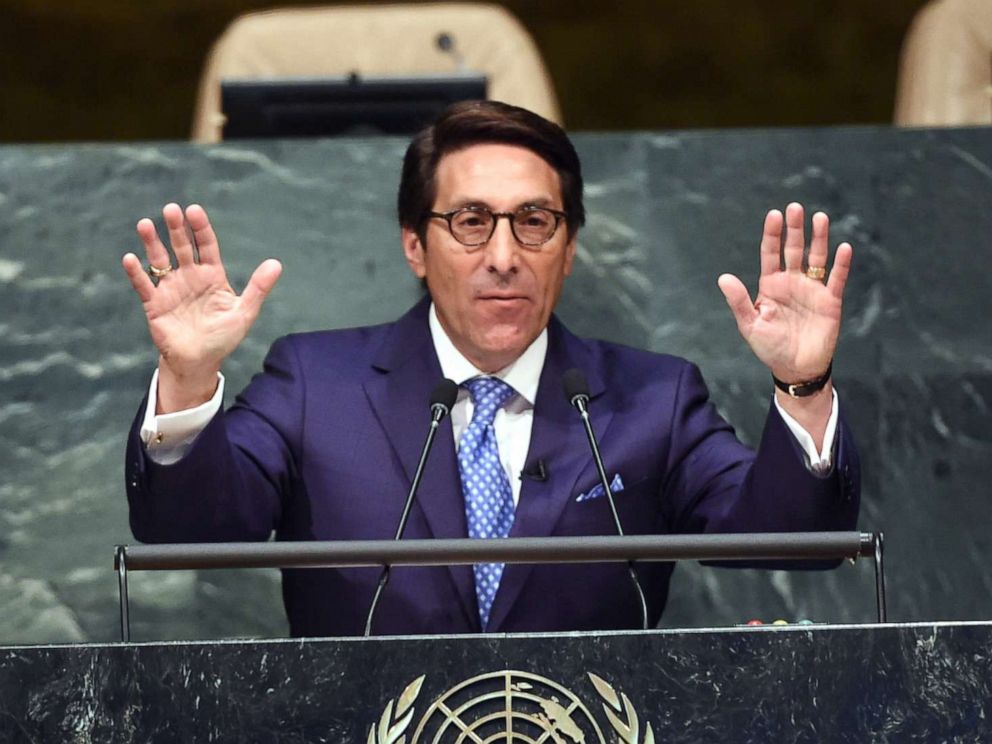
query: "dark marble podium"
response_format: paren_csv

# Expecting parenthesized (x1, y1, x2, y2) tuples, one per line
(1, 622, 990, 742)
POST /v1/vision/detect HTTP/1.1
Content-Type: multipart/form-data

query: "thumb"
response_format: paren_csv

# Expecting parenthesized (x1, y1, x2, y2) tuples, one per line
(241, 258, 283, 323)
(717, 273, 757, 334)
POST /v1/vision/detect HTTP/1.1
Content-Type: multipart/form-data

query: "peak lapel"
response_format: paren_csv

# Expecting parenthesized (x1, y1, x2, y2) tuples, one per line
(362, 298, 479, 629)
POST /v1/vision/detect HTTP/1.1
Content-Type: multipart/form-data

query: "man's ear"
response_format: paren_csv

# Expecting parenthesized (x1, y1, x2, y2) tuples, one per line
(401, 226, 427, 279)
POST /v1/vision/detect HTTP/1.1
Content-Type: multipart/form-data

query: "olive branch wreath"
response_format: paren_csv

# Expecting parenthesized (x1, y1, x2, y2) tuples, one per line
(367, 672, 655, 744)
(588, 673, 656, 744)
(367, 674, 425, 744)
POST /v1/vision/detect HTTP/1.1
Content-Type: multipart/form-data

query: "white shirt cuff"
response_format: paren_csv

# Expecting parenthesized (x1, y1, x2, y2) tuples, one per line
(773, 388, 839, 475)
(139, 369, 224, 465)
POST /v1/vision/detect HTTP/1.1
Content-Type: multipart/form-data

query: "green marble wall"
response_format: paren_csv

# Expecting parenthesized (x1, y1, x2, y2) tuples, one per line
(1, 126, 990, 643)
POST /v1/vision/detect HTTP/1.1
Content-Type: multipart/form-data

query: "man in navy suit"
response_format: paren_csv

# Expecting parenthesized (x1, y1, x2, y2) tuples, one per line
(122, 101, 859, 636)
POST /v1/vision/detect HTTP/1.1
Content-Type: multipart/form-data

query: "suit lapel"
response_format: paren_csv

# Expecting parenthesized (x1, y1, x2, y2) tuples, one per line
(362, 297, 479, 629)
(487, 317, 613, 630)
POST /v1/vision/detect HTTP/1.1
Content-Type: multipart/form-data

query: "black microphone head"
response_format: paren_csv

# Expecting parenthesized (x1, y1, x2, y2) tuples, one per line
(563, 368, 590, 407)
(430, 378, 459, 417)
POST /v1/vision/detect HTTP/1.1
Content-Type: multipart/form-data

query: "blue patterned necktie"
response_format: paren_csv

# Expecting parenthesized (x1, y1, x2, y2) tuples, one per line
(457, 376, 517, 630)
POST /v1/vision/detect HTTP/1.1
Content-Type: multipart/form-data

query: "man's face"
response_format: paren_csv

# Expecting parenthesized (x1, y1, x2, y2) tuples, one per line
(402, 143, 576, 373)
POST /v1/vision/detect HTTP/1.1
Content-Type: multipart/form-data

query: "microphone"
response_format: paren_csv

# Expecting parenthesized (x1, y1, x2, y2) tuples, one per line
(563, 368, 590, 412)
(364, 378, 458, 636)
(563, 368, 650, 630)
(429, 378, 459, 429)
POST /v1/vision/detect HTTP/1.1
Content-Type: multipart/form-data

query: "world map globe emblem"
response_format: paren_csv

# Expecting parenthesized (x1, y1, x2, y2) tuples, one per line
(367, 670, 656, 744)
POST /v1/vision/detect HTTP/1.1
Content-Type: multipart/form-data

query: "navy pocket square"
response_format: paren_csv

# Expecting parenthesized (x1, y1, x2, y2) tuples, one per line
(576, 473, 625, 502)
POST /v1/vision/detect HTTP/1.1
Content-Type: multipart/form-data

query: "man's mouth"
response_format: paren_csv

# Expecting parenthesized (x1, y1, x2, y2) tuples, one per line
(478, 292, 528, 302)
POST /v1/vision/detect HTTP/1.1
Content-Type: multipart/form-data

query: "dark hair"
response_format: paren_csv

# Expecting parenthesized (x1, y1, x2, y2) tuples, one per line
(397, 100, 585, 243)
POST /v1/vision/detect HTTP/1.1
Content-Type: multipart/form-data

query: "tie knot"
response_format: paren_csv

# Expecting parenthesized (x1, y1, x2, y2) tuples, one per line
(464, 376, 516, 424)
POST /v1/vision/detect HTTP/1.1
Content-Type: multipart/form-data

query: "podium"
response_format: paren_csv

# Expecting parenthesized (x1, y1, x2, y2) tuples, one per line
(0, 531, 932, 740)
(2, 622, 990, 741)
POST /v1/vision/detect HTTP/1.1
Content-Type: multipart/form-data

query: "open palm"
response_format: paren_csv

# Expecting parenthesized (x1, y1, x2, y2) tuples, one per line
(718, 203, 852, 383)
(122, 203, 282, 409)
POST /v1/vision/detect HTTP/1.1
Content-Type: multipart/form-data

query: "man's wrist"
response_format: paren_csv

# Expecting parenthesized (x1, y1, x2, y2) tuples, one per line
(773, 379, 834, 452)
(772, 361, 832, 398)
(141, 368, 225, 463)
(156, 359, 222, 414)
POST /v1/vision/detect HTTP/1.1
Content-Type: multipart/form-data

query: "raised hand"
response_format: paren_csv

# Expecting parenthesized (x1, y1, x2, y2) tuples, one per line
(121, 203, 282, 413)
(717, 202, 852, 381)
(717, 203, 852, 443)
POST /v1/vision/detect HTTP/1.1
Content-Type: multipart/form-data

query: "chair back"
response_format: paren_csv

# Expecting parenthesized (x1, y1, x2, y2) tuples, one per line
(894, 0, 992, 126)
(191, 3, 562, 142)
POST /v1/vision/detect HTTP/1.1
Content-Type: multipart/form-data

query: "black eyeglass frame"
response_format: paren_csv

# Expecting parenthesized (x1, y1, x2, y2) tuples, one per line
(425, 206, 568, 248)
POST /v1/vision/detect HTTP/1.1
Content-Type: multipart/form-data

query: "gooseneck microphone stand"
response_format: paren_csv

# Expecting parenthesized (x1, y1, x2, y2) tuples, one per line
(363, 379, 458, 636)
(563, 368, 650, 630)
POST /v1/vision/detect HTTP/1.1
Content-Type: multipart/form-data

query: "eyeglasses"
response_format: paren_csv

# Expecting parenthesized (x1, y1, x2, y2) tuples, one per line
(426, 206, 567, 249)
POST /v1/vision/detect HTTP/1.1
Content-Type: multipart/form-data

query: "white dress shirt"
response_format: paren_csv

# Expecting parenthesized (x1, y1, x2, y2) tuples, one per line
(141, 303, 839, 481)
(428, 304, 545, 506)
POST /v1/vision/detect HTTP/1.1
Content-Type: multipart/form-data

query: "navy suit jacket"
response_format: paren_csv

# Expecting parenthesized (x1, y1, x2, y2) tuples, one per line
(126, 297, 860, 636)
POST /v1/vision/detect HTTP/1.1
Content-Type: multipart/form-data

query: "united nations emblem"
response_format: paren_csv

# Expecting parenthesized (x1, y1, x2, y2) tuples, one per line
(367, 670, 656, 743)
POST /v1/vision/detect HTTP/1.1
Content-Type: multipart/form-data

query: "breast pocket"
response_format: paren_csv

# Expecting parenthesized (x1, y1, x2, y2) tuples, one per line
(563, 475, 664, 536)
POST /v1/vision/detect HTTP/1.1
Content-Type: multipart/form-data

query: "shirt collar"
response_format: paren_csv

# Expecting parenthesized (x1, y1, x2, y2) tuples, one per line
(428, 302, 547, 406)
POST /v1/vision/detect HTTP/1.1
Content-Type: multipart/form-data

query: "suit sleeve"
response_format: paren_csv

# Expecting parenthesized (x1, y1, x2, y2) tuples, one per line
(125, 336, 305, 543)
(660, 362, 860, 563)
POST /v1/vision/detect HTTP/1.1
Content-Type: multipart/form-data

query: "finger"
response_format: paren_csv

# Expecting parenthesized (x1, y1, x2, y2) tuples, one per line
(136, 217, 171, 270)
(185, 203, 223, 266)
(717, 273, 758, 334)
(759, 209, 784, 277)
(826, 242, 853, 300)
(240, 259, 284, 324)
(121, 252, 155, 303)
(163, 203, 195, 266)
(808, 211, 829, 269)
(783, 202, 805, 271)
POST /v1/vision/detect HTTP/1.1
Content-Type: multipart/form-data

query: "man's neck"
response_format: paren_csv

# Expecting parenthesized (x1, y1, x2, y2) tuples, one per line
(428, 303, 547, 405)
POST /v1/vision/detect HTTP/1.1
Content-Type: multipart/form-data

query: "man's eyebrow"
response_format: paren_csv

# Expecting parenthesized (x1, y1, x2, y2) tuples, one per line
(441, 196, 560, 210)
(518, 196, 557, 208)
(445, 198, 493, 210)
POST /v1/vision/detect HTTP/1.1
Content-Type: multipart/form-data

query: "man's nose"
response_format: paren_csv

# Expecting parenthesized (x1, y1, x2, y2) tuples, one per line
(484, 217, 518, 274)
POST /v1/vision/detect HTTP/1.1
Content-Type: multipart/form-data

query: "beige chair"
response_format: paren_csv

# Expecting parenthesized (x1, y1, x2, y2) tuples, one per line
(191, 3, 562, 142)
(894, 0, 992, 126)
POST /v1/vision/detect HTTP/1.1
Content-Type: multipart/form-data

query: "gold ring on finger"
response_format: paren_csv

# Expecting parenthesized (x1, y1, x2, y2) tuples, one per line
(147, 263, 173, 278)
(805, 266, 826, 281)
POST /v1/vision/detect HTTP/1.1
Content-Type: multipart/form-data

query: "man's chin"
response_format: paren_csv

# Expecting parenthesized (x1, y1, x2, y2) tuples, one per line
(479, 327, 538, 358)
